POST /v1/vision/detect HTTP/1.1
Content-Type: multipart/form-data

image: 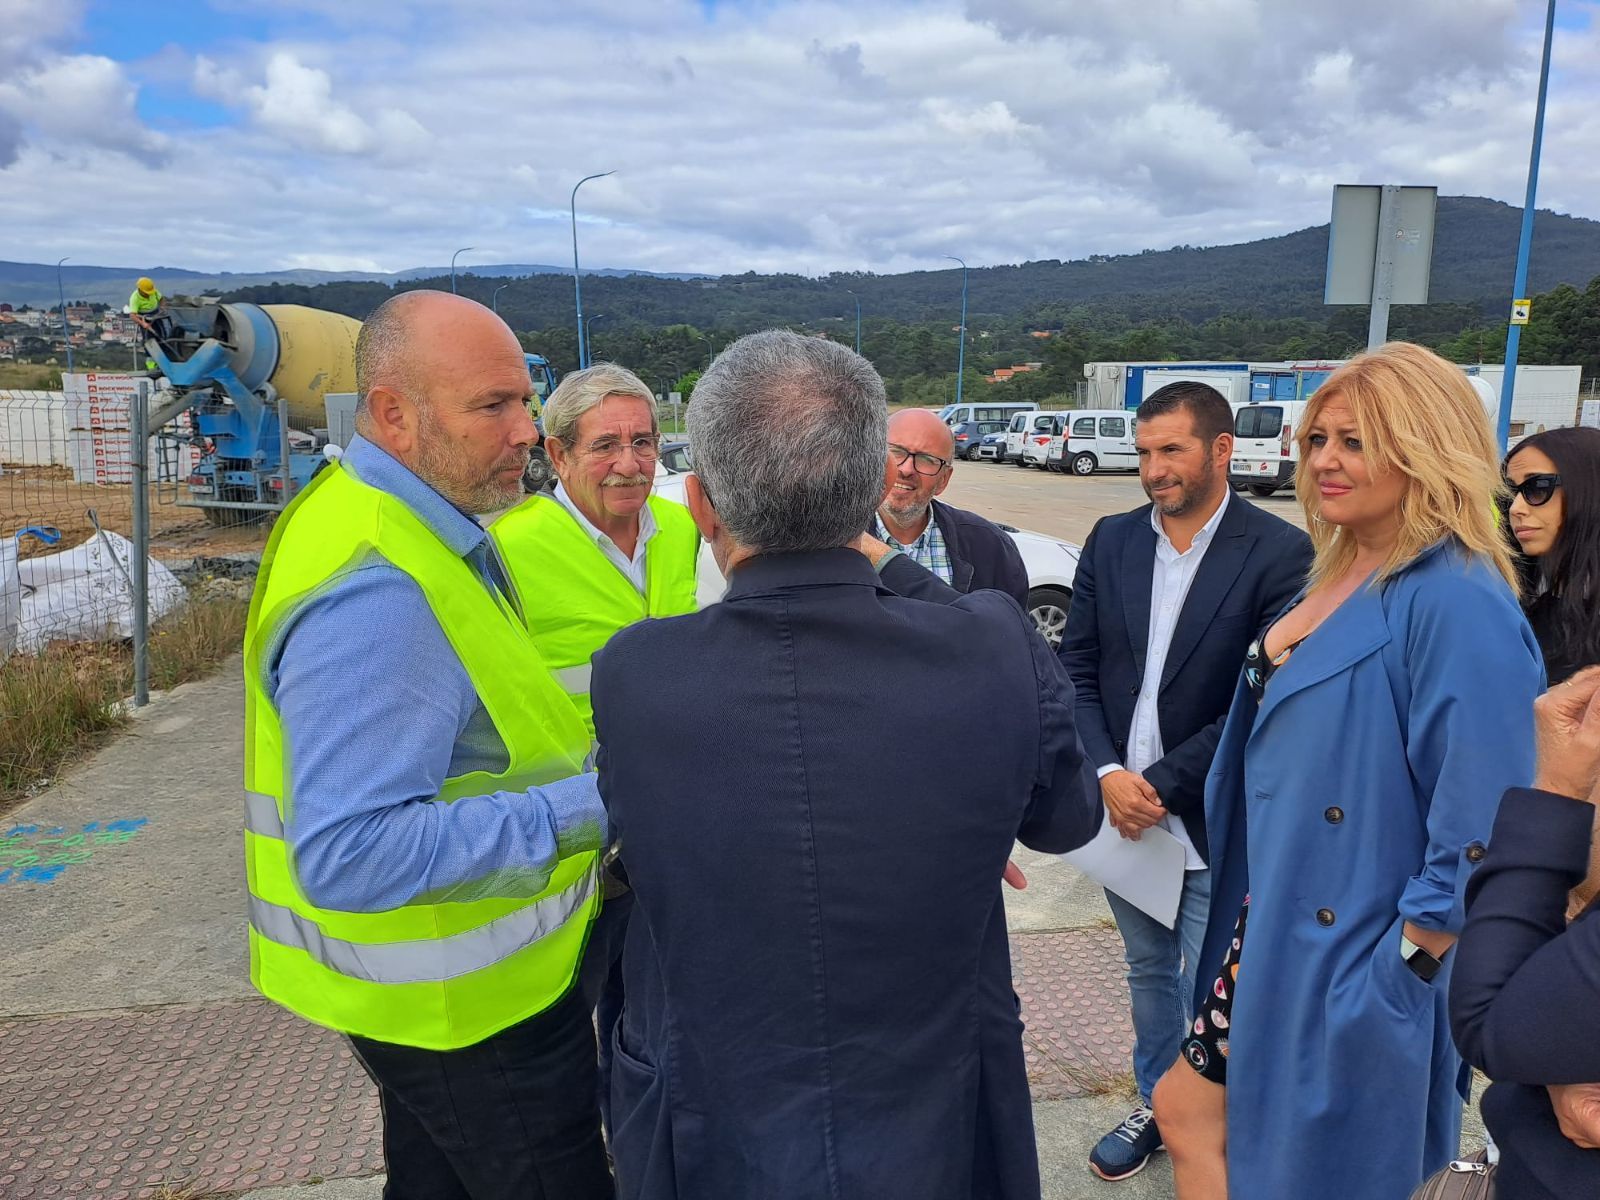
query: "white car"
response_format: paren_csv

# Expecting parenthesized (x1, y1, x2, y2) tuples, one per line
(650, 461, 1081, 648)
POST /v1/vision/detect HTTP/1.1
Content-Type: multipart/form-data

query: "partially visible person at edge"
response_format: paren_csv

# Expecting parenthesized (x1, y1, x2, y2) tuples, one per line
(873, 407, 1029, 607)
(1451, 666, 1600, 1200)
(1504, 426, 1600, 686)
(593, 330, 1102, 1200)
(1057, 380, 1310, 1183)
(1150, 342, 1543, 1200)
(489, 362, 700, 1131)
(242, 290, 613, 1199)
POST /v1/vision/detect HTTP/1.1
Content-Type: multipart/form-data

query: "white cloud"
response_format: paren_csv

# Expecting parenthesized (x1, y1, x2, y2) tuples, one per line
(0, 0, 1596, 277)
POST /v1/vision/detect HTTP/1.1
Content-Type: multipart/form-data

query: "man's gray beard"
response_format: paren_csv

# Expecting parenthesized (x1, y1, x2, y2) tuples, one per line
(414, 414, 526, 514)
(882, 496, 931, 528)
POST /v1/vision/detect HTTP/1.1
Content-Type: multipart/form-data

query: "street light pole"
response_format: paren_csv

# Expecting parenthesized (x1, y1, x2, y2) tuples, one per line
(492, 283, 510, 313)
(571, 171, 615, 368)
(944, 255, 968, 408)
(1498, 0, 1557, 452)
(846, 289, 862, 354)
(450, 246, 475, 295)
(586, 313, 607, 361)
(55, 256, 73, 373)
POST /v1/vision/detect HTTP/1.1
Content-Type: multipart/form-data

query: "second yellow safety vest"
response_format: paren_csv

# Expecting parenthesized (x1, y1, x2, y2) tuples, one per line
(491, 492, 700, 736)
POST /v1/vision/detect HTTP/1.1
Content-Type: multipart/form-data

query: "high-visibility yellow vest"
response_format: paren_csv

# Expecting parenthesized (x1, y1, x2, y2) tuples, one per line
(491, 493, 700, 736)
(129, 288, 162, 315)
(242, 464, 599, 1051)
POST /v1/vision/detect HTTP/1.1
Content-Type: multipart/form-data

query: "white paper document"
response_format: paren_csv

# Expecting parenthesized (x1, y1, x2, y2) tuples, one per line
(1059, 810, 1188, 928)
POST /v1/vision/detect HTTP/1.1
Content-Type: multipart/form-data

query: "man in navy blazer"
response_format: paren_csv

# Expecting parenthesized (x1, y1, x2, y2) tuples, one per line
(592, 330, 1102, 1200)
(1057, 381, 1311, 1182)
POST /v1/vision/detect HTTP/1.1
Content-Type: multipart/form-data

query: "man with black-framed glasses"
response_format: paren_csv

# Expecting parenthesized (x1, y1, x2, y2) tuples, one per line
(872, 407, 1028, 606)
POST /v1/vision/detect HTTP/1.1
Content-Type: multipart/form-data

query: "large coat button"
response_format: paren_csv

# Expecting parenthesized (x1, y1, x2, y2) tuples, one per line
(1466, 842, 1487, 863)
(1324, 806, 1344, 824)
(1316, 908, 1336, 927)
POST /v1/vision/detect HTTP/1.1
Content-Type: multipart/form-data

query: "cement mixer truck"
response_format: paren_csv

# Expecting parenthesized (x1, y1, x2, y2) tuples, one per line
(143, 301, 557, 522)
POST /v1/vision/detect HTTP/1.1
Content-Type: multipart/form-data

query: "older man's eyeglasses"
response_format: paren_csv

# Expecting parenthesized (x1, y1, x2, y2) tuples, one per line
(582, 434, 662, 461)
(1506, 473, 1561, 507)
(888, 444, 950, 477)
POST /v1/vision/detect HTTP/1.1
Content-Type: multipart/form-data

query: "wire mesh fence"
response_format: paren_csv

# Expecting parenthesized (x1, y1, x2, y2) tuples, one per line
(0, 379, 185, 672)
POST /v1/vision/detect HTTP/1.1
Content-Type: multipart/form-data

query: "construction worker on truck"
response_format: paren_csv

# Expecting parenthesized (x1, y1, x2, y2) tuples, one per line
(127, 277, 174, 369)
(490, 361, 700, 1129)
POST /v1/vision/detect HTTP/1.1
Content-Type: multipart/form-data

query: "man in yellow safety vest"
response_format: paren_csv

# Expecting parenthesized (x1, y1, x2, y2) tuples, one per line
(491, 361, 700, 1125)
(242, 290, 613, 1198)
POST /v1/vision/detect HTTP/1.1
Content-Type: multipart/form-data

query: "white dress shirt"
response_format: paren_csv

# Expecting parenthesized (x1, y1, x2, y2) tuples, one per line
(1097, 489, 1231, 871)
(553, 482, 658, 595)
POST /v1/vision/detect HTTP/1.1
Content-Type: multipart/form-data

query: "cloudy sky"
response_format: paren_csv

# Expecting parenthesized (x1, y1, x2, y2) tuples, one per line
(2, 0, 1597, 276)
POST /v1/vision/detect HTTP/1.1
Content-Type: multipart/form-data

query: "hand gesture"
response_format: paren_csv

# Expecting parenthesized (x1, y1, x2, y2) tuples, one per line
(1101, 770, 1166, 841)
(1548, 1083, 1600, 1150)
(1532, 667, 1600, 803)
(850, 532, 894, 568)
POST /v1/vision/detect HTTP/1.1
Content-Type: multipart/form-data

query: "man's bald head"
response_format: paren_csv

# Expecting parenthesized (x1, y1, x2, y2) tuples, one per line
(887, 407, 956, 459)
(351, 289, 537, 513)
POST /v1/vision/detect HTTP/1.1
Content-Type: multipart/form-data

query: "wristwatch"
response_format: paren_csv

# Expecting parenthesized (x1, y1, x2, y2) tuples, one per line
(1400, 933, 1443, 982)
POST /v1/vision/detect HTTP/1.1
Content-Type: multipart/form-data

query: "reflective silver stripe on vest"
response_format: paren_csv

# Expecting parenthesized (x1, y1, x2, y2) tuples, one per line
(247, 867, 596, 985)
(245, 790, 285, 838)
(554, 664, 592, 695)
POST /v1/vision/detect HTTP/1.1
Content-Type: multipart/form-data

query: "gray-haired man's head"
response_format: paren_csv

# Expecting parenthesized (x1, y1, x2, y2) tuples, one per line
(686, 330, 887, 562)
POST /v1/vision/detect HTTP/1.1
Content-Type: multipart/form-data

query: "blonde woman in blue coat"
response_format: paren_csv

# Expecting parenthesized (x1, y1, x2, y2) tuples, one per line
(1151, 342, 1543, 1199)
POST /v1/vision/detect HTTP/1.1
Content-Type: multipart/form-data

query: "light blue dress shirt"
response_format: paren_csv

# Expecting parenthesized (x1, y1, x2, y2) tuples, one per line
(265, 435, 605, 914)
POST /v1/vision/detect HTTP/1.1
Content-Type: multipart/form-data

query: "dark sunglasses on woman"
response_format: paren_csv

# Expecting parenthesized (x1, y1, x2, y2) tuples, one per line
(1506, 473, 1562, 507)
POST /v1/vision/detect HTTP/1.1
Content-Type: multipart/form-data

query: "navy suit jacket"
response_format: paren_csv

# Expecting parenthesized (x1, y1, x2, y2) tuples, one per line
(1452, 788, 1600, 1200)
(1057, 494, 1310, 865)
(593, 547, 1101, 1200)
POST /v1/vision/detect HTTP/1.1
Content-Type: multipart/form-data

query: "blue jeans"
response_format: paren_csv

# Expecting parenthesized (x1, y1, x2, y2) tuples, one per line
(1105, 867, 1211, 1104)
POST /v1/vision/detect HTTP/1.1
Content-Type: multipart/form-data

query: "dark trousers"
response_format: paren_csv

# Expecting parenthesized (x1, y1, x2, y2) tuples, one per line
(348, 988, 613, 1200)
(577, 888, 633, 1134)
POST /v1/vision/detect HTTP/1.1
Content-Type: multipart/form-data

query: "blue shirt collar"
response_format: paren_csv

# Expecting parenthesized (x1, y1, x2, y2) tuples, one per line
(341, 434, 487, 559)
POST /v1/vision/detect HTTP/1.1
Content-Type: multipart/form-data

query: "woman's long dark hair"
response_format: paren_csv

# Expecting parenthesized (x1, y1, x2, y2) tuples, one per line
(1507, 425, 1600, 674)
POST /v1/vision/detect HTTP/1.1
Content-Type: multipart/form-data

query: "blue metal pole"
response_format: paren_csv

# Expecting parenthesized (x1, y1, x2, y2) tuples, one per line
(492, 283, 509, 313)
(450, 246, 475, 295)
(1499, 0, 1557, 453)
(56, 257, 74, 373)
(571, 171, 615, 368)
(944, 256, 967, 407)
(847, 290, 861, 354)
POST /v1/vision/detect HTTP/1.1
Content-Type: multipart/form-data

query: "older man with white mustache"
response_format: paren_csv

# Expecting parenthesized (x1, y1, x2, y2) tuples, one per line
(489, 362, 701, 1134)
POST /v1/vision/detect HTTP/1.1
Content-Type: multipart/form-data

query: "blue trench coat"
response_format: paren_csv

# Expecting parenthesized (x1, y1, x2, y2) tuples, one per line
(1199, 542, 1542, 1200)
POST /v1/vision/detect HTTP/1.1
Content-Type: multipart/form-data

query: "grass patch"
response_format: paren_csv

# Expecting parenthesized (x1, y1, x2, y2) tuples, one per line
(0, 361, 62, 390)
(0, 597, 247, 815)
(1058, 1060, 1141, 1103)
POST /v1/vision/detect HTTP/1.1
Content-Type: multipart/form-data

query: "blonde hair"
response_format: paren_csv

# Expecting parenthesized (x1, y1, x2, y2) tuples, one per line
(1294, 342, 1518, 594)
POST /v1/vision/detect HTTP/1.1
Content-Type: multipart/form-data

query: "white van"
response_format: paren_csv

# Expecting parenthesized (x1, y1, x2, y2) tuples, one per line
(1001, 408, 1046, 464)
(1050, 410, 1139, 476)
(1228, 401, 1307, 497)
(1020, 412, 1069, 469)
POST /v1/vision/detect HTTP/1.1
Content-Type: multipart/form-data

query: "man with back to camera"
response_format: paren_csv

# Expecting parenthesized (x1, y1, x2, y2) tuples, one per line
(874, 407, 1029, 607)
(591, 330, 1102, 1200)
(1057, 380, 1312, 1182)
(242, 290, 613, 1199)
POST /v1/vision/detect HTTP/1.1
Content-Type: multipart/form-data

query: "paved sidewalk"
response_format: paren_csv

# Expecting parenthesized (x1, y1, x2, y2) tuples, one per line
(0, 655, 1163, 1199)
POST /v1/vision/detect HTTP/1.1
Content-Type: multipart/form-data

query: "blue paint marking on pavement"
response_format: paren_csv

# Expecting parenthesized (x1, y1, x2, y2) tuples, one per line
(0, 818, 151, 885)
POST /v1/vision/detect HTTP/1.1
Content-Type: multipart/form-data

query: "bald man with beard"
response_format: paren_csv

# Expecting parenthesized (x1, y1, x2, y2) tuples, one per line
(872, 407, 1029, 607)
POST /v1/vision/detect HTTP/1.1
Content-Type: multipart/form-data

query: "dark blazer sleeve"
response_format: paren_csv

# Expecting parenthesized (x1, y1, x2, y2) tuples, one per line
(878, 551, 963, 603)
(1056, 518, 1116, 772)
(1143, 523, 1312, 816)
(1020, 611, 1102, 854)
(1450, 787, 1600, 1084)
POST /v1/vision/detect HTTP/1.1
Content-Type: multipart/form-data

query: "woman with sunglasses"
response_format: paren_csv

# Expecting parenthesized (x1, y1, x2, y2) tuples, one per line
(1506, 426, 1600, 685)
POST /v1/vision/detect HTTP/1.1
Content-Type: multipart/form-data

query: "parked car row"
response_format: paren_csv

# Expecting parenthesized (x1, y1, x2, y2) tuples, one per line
(975, 402, 1316, 498)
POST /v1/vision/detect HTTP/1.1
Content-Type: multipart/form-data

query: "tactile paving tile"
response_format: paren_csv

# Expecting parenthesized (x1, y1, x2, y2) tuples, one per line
(0, 932, 1130, 1196)
(1012, 927, 1137, 1101)
(0, 999, 381, 1199)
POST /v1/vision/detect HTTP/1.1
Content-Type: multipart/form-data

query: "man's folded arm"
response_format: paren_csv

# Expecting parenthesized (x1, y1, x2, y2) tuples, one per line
(1020, 615, 1103, 854)
(270, 570, 607, 913)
